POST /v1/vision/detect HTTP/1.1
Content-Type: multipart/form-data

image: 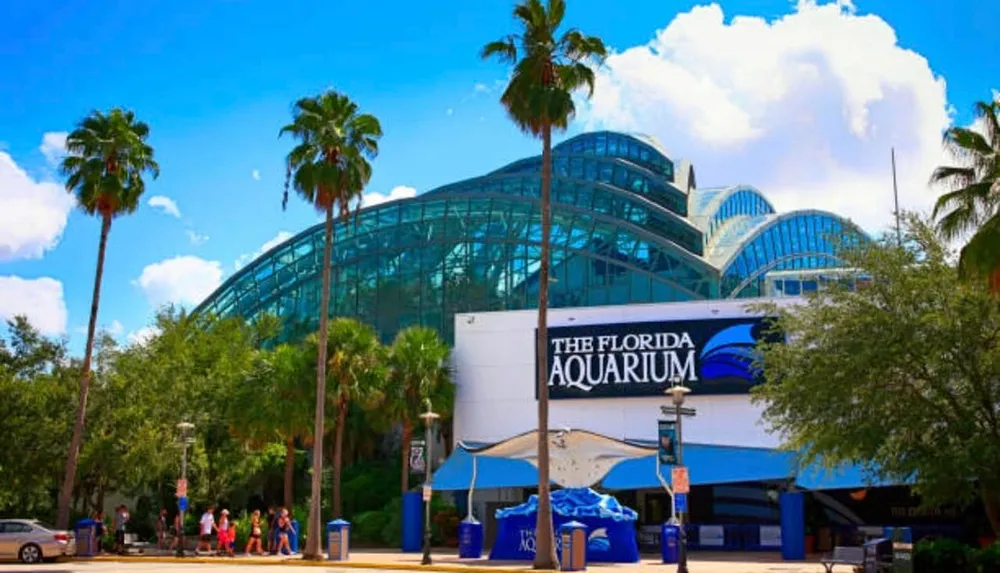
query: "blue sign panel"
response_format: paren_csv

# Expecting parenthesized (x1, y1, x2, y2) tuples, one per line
(657, 420, 677, 465)
(674, 493, 687, 513)
(538, 316, 781, 399)
(178, 496, 189, 512)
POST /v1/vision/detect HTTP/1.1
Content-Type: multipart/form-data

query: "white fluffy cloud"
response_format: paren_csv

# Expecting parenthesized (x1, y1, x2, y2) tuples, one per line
(0, 276, 68, 335)
(0, 151, 75, 261)
(148, 195, 181, 218)
(135, 256, 223, 308)
(127, 325, 161, 346)
(39, 132, 68, 165)
(362, 185, 417, 208)
(234, 231, 294, 270)
(576, 0, 953, 233)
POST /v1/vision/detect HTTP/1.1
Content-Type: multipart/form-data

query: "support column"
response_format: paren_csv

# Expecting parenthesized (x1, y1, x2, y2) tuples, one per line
(779, 491, 805, 560)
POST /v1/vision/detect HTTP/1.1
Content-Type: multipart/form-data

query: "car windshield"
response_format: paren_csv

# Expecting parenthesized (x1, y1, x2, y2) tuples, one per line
(32, 522, 56, 531)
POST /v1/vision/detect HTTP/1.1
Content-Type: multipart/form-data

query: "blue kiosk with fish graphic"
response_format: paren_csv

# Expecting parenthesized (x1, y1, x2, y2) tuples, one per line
(489, 487, 640, 563)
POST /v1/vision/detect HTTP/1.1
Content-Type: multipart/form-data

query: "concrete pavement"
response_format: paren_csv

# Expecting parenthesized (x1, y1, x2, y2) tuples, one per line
(0, 552, 833, 573)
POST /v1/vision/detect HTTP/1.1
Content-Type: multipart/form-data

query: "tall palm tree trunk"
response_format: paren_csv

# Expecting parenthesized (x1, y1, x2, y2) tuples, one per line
(303, 205, 334, 559)
(333, 393, 348, 517)
(57, 214, 112, 530)
(284, 438, 296, 509)
(400, 418, 412, 492)
(990, 266, 1000, 294)
(533, 124, 558, 570)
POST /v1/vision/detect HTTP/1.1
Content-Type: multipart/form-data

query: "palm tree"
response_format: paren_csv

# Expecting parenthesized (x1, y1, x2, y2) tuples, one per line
(387, 326, 454, 493)
(931, 99, 1000, 292)
(280, 91, 382, 559)
(481, 0, 605, 567)
(320, 317, 385, 517)
(55, 108, 159, 529)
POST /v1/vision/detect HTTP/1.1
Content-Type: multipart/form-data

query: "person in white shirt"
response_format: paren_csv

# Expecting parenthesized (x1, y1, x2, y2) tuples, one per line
(197, 507, 216, 553)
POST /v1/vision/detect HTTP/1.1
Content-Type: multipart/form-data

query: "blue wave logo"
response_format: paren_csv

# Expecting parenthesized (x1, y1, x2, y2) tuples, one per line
(587, 528, 610, 552)
(699, 323, 762, 384)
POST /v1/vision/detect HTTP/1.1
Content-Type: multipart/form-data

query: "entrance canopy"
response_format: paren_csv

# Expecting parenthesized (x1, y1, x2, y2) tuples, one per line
(432, 431, 910, 492)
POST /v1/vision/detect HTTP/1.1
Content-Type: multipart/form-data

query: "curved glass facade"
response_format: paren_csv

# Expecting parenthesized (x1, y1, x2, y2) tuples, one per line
(195, 131, 867, 343)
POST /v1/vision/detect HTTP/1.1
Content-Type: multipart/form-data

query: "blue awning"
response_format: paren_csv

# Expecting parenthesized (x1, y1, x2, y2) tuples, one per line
(433, 441, 798, 491)
(795, 460, 914, 491)
(432, 446, 539, 491)
(602, 443, 797, 490)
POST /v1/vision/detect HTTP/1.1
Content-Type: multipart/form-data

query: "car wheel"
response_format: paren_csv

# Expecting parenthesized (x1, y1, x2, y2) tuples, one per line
(19, 543, 42, 564)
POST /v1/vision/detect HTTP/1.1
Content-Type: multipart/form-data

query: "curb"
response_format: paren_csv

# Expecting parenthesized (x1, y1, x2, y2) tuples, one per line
(74, 555, 544, 573)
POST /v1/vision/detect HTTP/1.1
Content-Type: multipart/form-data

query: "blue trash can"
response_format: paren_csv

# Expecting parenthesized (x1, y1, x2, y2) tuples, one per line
(661, 523, 679, 564)
(288, 519, 299, 554)
(458, 516, 483, 559)
(74, 519, 97, 558)
(558, 521, 588, 572)
(327, 519, 350, 561)
(401, 491, 422, 553)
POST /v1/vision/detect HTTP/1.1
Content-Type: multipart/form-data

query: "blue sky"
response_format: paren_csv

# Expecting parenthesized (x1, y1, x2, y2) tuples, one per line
(0, 0, 997, 352)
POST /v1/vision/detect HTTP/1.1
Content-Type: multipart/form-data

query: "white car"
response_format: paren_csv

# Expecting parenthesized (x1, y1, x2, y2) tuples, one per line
(0, 519, 74, 563)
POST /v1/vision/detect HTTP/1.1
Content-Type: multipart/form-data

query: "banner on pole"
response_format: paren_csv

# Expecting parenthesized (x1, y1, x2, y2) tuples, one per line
(175, 478, 188, 498)
(672, 466, 690, 494)
(658, 420, 678, 465)
(409, 440, 426, 473)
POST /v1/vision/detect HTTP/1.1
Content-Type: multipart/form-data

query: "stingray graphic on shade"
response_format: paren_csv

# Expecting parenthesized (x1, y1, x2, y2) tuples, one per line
(462, 428, 657, 488)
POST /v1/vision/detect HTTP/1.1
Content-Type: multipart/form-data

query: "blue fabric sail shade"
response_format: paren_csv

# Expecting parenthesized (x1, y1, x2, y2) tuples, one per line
(432, 438, 799, 491)
(432, 445, 539, 491)
(601, 442, 798, 490)
(795, 458, 916, 491)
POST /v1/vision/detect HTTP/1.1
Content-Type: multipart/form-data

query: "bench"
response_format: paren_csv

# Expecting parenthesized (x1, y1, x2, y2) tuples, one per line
(820, 546, 864, 573)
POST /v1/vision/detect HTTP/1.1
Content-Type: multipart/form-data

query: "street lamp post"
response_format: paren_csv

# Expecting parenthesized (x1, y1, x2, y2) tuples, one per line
(176, 422, 195, 558)
(420, 401, 440, 566)
(666, 377, 691, 573)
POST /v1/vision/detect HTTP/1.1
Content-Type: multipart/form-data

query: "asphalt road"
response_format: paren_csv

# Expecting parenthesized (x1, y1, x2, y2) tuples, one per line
(0, 564, 383, 573)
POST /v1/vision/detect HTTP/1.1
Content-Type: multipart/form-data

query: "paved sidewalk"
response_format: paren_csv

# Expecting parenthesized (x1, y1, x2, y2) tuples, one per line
(60, 550, 832, 573)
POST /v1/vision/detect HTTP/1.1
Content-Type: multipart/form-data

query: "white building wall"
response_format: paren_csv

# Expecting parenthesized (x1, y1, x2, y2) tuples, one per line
(452, 298, 798, 450)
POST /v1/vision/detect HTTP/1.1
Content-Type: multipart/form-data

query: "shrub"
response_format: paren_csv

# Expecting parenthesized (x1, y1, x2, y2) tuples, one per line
(915, 538, 975, 573)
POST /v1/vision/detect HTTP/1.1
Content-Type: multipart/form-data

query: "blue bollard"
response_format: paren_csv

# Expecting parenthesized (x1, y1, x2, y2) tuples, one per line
(401, 491, 422, 552)
(661, 523, 679, 564)
(458, 517, 483, 559)
(288, 519, 299, 554)
(327, 519, 351, 561)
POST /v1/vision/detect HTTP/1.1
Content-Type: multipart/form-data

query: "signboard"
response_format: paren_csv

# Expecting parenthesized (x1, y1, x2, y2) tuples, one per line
(422, 485, 433, 502)
(175, 478, 187, 498)
(409, 440, 426, 473)
(699, 525, 724, 547)
(672, 466, 690, 494)
(657, 420, 678, 465)
(760, 525, 782, 548)
(538, 316, 781, 399)
(178, 496, 189, 512)
(674, 493, 687, 513)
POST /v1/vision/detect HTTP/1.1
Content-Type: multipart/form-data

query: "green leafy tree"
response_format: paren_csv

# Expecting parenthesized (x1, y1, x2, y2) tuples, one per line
(56, 108, 159, 529)
(931, 98, 1000, 292)
(0, 318, 75, 517)
(753, 215, 1000, 535)
(481, 0, 606, 566)
(235, 343, 315, 508)
(280, 91, 382, 559)
(312, 318, 386, 518)
(387, 326, 454, 493)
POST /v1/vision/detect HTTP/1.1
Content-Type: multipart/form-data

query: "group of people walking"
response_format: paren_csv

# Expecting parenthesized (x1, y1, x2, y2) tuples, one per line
(155, 505, 297, 556)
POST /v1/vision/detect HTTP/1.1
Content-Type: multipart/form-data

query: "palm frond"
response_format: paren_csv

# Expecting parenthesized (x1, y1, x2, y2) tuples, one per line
(481, 38, 518, 64)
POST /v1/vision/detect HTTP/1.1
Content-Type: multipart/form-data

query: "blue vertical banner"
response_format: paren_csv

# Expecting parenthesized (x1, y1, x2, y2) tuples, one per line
(779, 491, 805, 561)
(674, 493, 687, 513)
(658, 420, 678, 465)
